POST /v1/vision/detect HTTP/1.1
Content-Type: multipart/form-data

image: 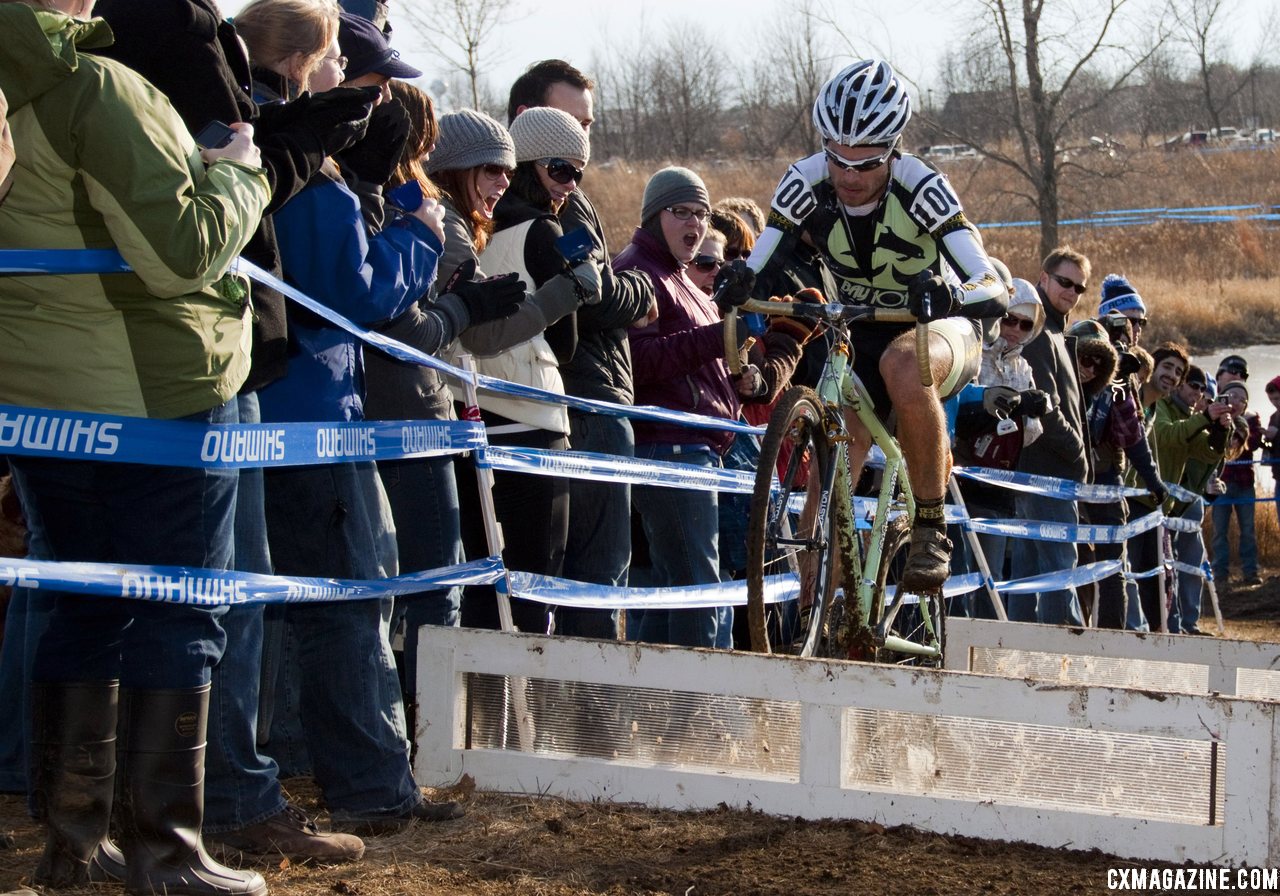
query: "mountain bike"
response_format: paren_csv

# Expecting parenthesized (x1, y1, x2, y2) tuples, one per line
(730, 298, 945, 665)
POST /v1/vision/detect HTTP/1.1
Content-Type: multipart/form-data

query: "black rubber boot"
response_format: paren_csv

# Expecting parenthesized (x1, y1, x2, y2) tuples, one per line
(29, 680, 128, 886)
(117, 684, 266, 896)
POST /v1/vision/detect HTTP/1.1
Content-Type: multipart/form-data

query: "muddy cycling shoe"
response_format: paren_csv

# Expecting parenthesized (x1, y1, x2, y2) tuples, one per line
(900, 526, 953, 591)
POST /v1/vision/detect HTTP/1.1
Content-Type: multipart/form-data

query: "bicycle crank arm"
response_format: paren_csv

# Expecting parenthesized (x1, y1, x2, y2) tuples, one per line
(880, 635, 942, 659)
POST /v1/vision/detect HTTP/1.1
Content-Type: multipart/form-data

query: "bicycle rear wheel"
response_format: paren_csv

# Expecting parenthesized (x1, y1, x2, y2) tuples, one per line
(745, 387, 839, 656)
(872, 518, 946, 665)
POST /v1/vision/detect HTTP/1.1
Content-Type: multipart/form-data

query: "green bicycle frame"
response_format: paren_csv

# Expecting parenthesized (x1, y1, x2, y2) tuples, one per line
(818, 340, 943, 661)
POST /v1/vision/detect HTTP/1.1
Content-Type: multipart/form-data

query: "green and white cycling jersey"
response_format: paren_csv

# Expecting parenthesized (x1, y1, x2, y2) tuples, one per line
(747, 151, 1005, 318)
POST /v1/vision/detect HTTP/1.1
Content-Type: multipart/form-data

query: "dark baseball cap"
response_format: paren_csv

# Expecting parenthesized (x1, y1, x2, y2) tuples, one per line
(338, 12, 422, 81)
(1217, 354, 1248, 378)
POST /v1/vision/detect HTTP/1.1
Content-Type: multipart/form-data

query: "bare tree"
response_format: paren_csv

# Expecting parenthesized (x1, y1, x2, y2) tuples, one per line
(924, 0, 1166, 258)
(1171, 0, 1270, 132)
(649, 25, 727, 159)
(737, 0, 834, 159)
(397, 0, 520, 109)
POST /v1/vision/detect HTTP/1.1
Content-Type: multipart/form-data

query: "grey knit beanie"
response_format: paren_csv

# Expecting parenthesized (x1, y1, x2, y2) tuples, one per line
(641, 166, 710, 224)
(426, 110, 515, 175)
(509, 107, 590, 164)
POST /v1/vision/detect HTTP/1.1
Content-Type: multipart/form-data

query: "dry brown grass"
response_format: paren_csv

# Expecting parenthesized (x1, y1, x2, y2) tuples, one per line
(585, 147, 1280, 353)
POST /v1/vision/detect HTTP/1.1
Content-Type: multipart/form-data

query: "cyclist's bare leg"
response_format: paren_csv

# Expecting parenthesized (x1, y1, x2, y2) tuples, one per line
(839, 406, 874, 493)
(880, 329, 956, 589)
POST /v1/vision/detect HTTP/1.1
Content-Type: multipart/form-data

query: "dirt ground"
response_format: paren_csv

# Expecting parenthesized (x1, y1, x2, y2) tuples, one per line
(3, 578, 1279, 896)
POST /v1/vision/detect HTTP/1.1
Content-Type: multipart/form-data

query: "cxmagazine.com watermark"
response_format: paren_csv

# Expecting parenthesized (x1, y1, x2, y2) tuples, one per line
(1109, 867, 1280, 891)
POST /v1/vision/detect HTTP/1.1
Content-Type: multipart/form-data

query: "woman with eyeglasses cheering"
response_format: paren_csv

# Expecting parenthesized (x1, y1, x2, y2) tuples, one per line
(614, 167, 811, 650)
(434, 106, 602, 634)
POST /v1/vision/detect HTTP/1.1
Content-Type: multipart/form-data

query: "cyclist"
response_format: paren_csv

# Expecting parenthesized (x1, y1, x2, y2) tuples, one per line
(718, 58, 1008, 590)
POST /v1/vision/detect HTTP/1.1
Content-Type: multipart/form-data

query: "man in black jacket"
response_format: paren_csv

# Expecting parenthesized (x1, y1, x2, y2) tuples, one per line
(507, 61, 656, 638)
(1009, 247, 1092, 626)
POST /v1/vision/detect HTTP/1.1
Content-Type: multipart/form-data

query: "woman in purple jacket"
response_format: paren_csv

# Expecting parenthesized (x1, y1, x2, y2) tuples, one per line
(614, 167, 806, 648)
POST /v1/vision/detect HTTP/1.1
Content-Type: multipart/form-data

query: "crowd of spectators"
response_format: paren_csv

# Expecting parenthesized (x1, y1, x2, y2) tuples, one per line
(0, 1, 1274, 890)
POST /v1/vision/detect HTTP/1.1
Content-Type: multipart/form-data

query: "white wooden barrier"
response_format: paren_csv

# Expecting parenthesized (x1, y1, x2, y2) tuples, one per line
(414, 627, 1280, 866)
(945, 617, 1280, 700)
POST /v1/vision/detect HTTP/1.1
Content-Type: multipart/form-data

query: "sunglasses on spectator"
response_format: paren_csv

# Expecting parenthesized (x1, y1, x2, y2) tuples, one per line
(691, 254, 723, 273)
(539, 158, 584, 185)
(1049, 272, 1087, 294)
(1187, 381, 1207, 392)
(480, 163, 515, 179)
(1127, 316, 1149, 328)
(665, 206, 710, 222)
(723, 247, 751, 261)
(824, 142, 896, 173)
(1001, 314, 1034, 332)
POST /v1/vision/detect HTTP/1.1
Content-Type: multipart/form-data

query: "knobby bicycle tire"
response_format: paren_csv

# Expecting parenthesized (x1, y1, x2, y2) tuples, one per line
(745, 387, 839, 656)
(872, 517, 946, 665)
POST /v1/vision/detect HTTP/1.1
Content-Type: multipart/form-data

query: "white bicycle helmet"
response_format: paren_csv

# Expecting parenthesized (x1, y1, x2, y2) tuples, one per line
(812, 59, 911, 146)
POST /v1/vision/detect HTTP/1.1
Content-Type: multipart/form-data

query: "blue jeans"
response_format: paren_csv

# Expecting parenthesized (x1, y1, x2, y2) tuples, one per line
(262, 461, 415, 816)
(0, 586, 52, 793)
(1212, 484, 1257, 580)
(558, 413, 633, 639)
(630, 443, 722, 649)
(379, 454, 462, 722)
(1173, 501, 1206, 634)
(1009, 492, 1084, 626)
(10, 399, 238, 689)
(204, 392, 286, 831)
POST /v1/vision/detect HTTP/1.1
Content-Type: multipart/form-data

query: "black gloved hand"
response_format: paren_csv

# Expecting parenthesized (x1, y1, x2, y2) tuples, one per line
(256, 86, 380, 159)
(451, 272, 526, 326)
(713, 259, 755, 313)
(1150, 483, 1170, 507)
(333, 95, 410, 188)
(1017, 388, 1053, 418)
(982, 385, 1021, 417)
(906, 270, 962, 323)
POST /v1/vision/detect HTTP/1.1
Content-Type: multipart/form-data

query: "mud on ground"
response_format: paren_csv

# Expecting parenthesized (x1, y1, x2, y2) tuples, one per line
(2, 575, 1277, 896)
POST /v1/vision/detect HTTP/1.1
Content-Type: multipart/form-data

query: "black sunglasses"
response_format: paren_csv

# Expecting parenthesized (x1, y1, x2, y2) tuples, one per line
(480, 163, 515, 178)
(1050, 272, 1087, 295)
(1001, 314, 1034, 332)
(540, 158, 584, 185)
(691, 254, 723, 273)
(723, 247, 751, 261)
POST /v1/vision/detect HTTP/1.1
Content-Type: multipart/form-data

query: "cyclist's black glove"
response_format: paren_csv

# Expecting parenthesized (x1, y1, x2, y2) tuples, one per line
(907, 270, 962, 323)
(450, 272, 526, 326)
(1150, 483, 1170, 507)
(713, 259, 755, 314)
(1017, 388, 1053, 418)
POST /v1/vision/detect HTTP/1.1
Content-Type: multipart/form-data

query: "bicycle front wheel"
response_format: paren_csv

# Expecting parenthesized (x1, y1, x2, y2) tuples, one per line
(745, 387, 839, 656)
(872, 518, 946, 665)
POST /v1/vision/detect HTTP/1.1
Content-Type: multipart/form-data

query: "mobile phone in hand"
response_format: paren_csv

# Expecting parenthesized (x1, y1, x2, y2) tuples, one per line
(194, 120, 236, 150)
(556, 227, 594, 265)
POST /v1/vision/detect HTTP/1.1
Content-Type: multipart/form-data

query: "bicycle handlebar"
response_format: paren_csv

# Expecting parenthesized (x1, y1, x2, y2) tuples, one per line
(728, 297, 934, 387)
